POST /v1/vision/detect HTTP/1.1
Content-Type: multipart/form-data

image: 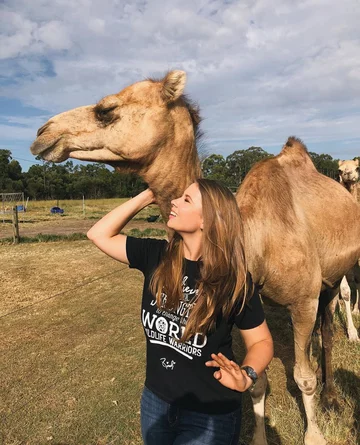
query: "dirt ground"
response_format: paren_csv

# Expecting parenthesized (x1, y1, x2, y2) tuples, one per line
(0, 218, 165, 239)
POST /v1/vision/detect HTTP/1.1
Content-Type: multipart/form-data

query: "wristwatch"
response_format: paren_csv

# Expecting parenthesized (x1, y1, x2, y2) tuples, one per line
(240, 366, 258, 388)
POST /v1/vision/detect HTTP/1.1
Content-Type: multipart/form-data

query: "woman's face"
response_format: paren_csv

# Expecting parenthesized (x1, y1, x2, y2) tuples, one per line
(167, 183, 203, 235)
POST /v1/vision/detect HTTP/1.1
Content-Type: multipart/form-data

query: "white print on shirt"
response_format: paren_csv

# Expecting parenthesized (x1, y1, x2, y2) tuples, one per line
(160, 358, 176, 370)
(142, 276, 207, 360)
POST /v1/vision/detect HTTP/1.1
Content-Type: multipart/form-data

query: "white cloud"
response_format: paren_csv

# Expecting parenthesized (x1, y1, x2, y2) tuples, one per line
(1, 0, 360, 161)
(0, 11, 36, 59)
(34, 21, 71, 51)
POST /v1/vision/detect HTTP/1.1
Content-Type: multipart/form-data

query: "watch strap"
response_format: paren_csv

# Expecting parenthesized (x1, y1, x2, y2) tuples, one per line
(240, 365, 258, 385)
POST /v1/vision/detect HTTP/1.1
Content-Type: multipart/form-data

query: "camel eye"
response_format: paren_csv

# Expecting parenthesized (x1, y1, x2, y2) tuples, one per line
(94, 105, 118, 125)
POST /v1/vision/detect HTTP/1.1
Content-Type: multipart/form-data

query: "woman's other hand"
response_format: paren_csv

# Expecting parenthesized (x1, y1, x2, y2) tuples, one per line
(205, 353, 253, 392)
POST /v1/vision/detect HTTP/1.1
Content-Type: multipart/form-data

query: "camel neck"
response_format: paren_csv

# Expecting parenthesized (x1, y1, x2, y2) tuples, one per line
(142, 143, 201, 221)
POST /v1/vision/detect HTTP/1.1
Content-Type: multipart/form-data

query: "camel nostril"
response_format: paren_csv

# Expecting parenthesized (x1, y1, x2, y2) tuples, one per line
(37, 122, 51, 137)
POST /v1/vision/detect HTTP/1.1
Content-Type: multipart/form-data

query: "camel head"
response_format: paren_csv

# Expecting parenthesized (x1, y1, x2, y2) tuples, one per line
(338, 159, 360, 185)
(30, 70, 202, 218)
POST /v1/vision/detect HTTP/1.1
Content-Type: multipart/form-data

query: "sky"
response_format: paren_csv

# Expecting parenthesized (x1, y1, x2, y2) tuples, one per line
(1, 0, 359, 172)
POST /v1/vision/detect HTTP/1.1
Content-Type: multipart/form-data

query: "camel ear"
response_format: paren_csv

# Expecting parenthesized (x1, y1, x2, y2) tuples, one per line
(161, 70, 186, 103)
(338, 160, 344, 167)
(355, 159, 359, 166)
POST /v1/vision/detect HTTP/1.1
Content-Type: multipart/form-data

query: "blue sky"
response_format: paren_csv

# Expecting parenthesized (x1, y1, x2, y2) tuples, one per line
(1, 0, 359, 171)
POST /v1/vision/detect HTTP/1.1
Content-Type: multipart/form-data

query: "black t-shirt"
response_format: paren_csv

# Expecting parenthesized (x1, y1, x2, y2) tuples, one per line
(126, 236, 265, 414)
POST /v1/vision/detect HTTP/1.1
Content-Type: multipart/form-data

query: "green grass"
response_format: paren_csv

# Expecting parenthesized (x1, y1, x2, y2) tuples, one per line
(0, 233, 88, 245)
(0, 241, 359, 445)
(127, 228, 167, 238)
(0, 229, 166, 245)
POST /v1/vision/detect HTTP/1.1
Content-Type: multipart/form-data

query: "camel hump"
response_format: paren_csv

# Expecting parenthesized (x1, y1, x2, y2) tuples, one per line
(283, 136, 307, 151)
(277, 136, 315, 170)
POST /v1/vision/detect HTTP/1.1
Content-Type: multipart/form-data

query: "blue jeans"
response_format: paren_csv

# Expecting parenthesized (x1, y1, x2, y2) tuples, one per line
(140, 386, 242, 445)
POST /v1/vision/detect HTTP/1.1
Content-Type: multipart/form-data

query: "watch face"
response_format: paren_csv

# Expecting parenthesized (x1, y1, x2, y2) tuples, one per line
(242, 366, 258, 383)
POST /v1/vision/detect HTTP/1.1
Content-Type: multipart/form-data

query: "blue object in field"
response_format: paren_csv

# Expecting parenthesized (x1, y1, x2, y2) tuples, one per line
(16, 205, 24, 211)
(50, 206, 64, 214)
(147, 214, 160, 222)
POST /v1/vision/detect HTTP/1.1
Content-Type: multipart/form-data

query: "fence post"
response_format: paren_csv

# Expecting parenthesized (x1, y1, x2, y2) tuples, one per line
(83, 195, 86, 218)
(12, 206, 20, 244)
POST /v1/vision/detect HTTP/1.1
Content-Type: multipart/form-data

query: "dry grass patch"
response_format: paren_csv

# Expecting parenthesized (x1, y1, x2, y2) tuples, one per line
(1, 241, 145, 445)
(1, 241, 359, 444)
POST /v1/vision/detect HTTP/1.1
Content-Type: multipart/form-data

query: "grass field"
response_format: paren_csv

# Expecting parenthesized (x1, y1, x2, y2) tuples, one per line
(1, 239, 359, 445)
(0, 198, 166, 242)
(3, 198, 154, 221)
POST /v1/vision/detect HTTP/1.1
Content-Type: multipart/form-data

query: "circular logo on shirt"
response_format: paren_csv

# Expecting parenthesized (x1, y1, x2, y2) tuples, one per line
(155, 317, 169, 334)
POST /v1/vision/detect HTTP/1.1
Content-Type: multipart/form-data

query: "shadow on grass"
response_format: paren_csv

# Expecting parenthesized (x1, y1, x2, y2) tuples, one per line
(334, 368, 360, 444)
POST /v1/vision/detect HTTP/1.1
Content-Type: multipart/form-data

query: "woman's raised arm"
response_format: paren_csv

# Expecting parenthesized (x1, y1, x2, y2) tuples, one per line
(87, 188, 156, 264)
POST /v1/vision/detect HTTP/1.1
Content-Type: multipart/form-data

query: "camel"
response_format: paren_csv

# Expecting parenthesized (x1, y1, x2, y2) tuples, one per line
(30, 71, 360, 445)
(338, 159, 360, 201)
(338, 159, 360, 319)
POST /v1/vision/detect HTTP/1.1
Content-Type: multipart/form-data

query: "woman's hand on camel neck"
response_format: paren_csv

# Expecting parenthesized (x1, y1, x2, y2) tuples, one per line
(143, 188, 156, 205)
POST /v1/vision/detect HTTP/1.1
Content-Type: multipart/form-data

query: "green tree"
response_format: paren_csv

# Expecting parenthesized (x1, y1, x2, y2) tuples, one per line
(25, 164, 46, 199)
(308, 152, 339, 178)
(0, 149, 25, 192)
(202, 154, 227, 183)
(225, 146, 272, 186)
(0, 149, 12, 190)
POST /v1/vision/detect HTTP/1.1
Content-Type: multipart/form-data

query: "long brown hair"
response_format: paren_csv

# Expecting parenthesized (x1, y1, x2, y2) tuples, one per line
(150, 178, 251, 341)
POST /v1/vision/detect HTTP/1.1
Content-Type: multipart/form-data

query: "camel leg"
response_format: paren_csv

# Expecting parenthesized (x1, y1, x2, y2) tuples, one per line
(340, 276, 359, 341)
(319, 289, 340, 410)
(249, 372, 268, 445)
(352, 281, 360, 314)
(290, 300, 327, 445)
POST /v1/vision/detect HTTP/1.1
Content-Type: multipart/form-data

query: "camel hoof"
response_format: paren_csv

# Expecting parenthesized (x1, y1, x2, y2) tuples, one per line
(352, 308, 359, 315)
(304, 429, 327, 445)
(321, 391, 340, 411)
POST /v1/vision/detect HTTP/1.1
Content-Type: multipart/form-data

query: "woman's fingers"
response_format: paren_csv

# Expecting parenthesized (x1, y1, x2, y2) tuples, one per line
(210, 353, 227, 369)
(229, 360, 240, 371)
(208, 353, 237, 371)
(213, 370, 221, 380)
(205, 360, 219, 367)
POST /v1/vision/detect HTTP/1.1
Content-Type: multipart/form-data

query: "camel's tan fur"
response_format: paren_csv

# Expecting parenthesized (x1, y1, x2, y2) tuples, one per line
(30, 72, 360, 445)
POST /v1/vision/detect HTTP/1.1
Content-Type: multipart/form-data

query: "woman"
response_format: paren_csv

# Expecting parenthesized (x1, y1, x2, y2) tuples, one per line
(87, 179, 273, 445)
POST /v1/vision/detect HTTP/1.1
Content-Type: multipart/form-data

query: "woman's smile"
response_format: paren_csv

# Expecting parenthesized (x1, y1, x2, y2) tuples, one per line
(167, 183, 203, 234)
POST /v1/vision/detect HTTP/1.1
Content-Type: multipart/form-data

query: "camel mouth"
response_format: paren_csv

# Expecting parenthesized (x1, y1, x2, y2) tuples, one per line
(342, 176, 358, 183)
(30, 137, 68, 162)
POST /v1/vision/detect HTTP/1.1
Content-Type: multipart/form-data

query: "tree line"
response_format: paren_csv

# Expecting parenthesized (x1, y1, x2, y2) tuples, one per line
(0, 147, 356, 200)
